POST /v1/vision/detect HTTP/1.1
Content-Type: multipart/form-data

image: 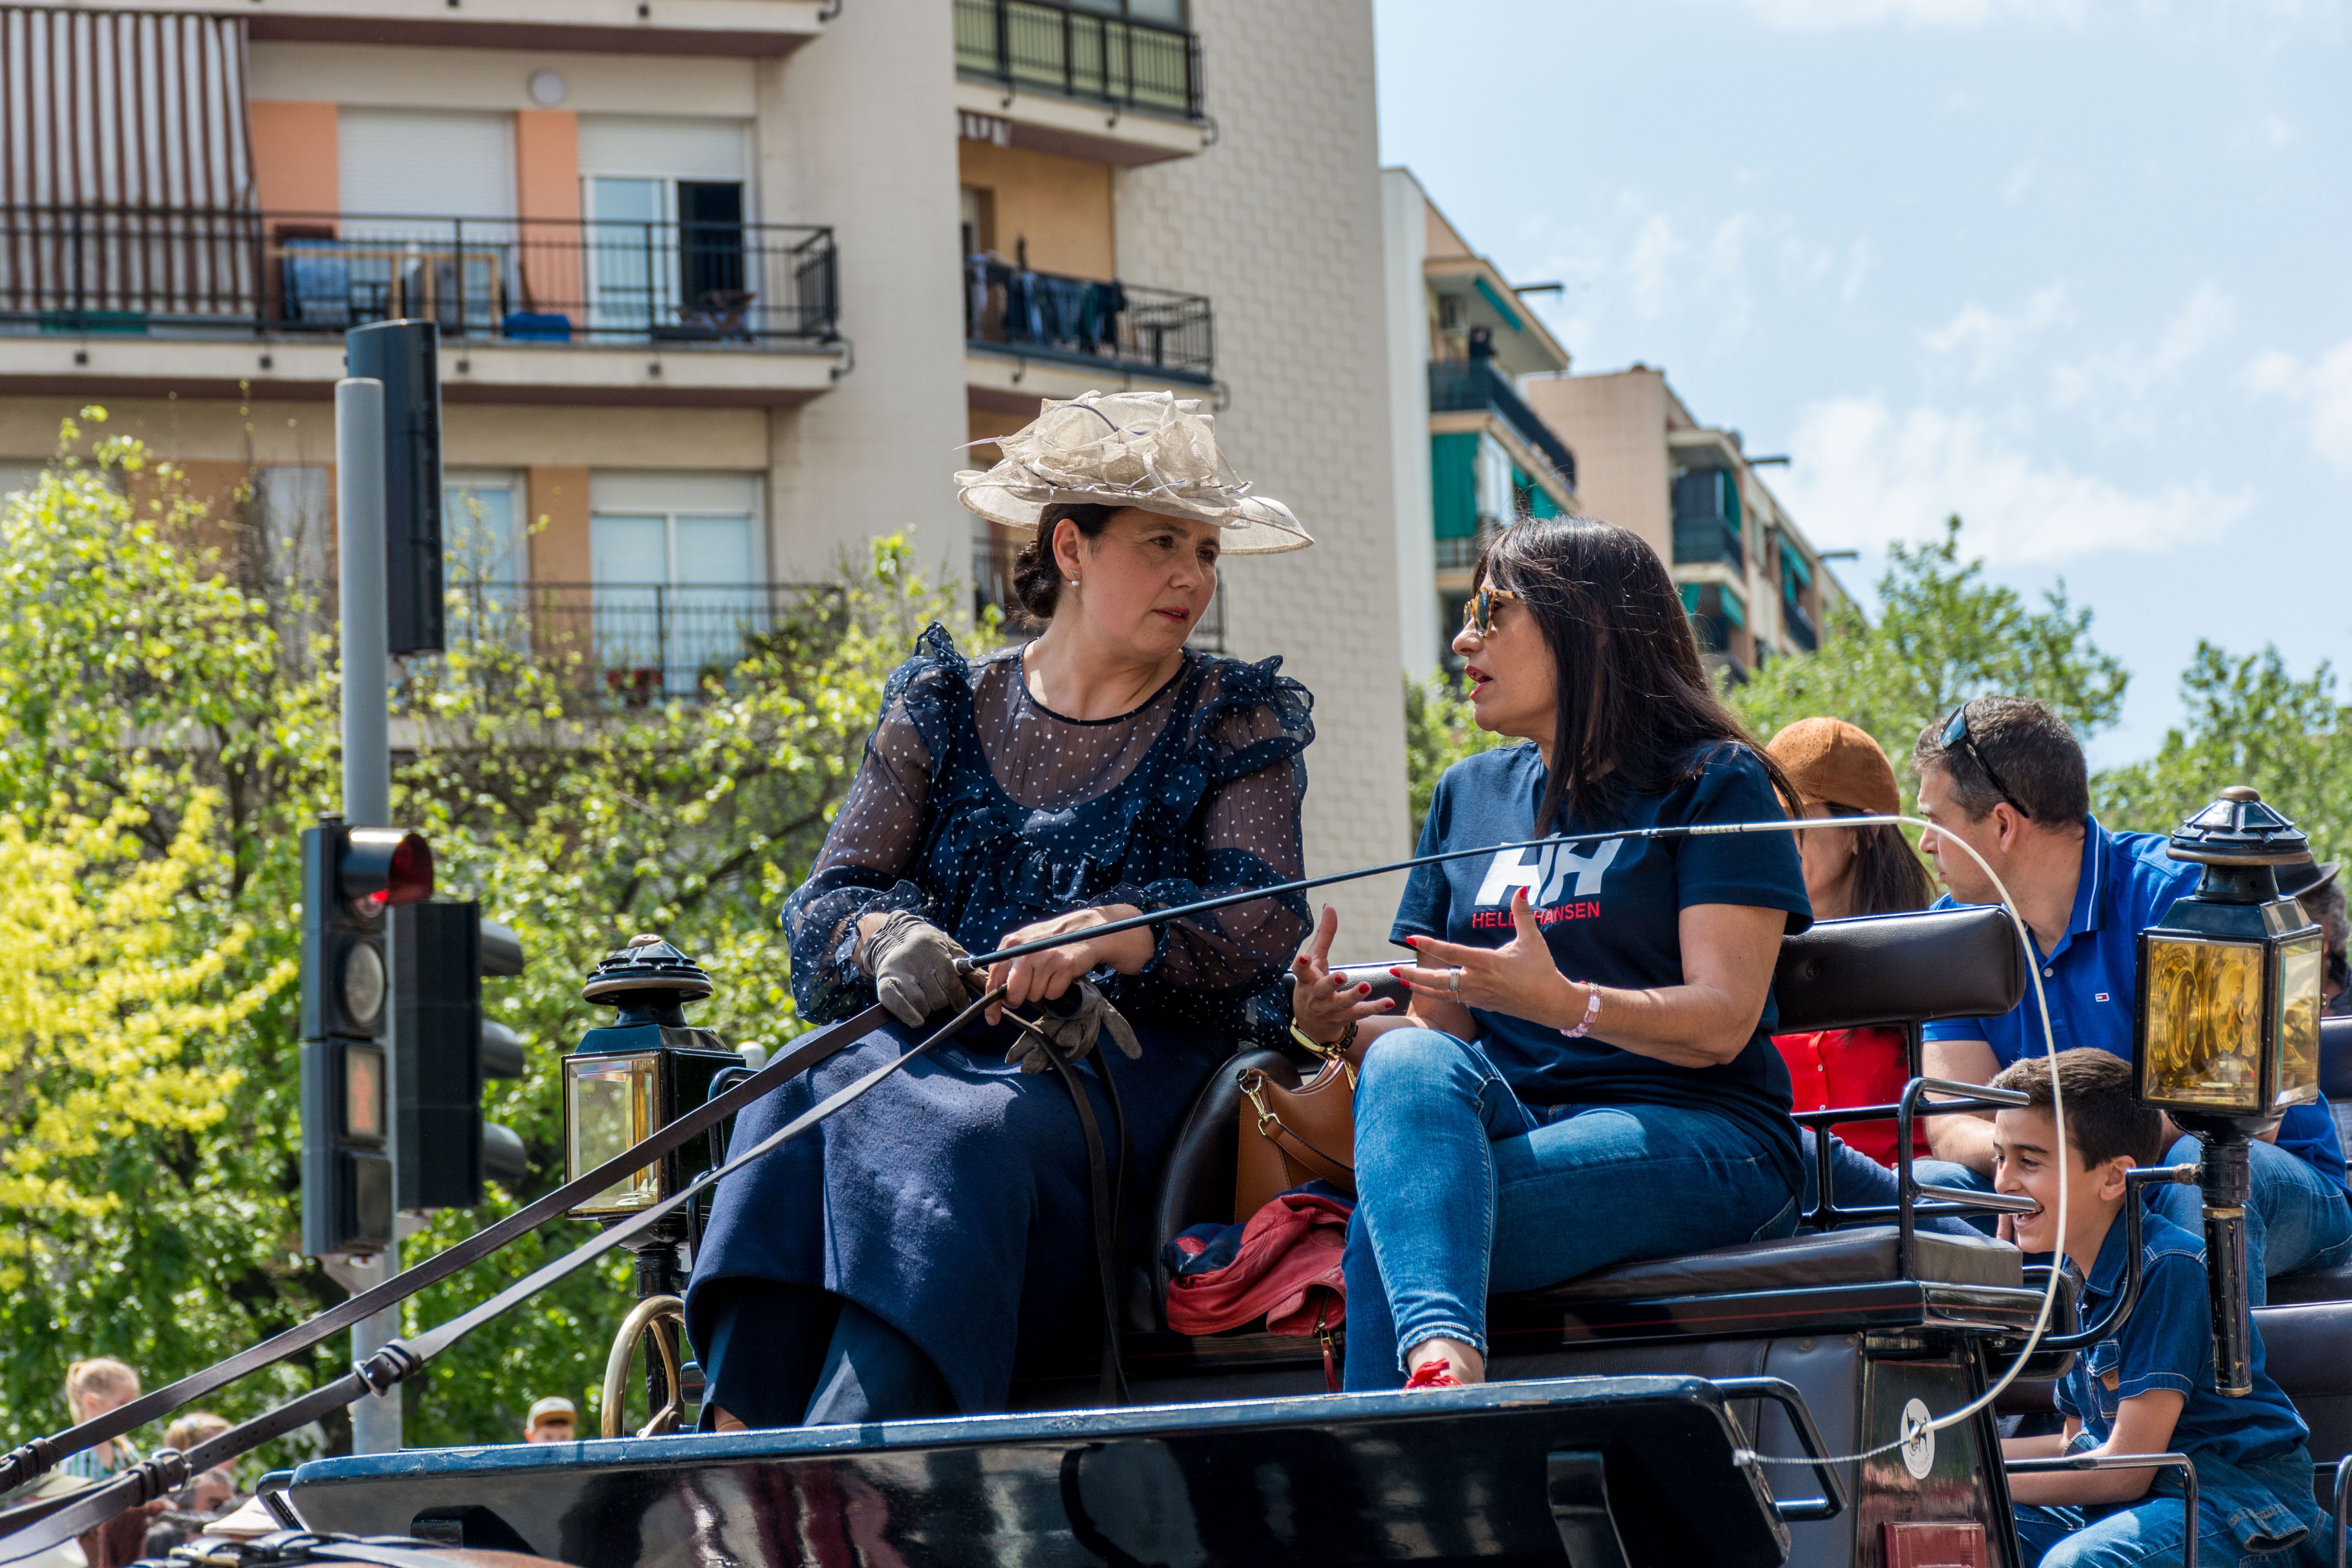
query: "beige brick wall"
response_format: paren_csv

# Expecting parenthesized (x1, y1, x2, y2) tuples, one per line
(1521, 368, 1674, 559)
(1114, 0, 1410, 962)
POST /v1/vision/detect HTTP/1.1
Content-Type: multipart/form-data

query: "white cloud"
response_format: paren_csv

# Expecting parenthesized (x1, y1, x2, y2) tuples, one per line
(2241, 339, 2352, 470)
(1919, 283, 2073, 379)
(2000, 157, 2040, 205)
(1777, 393, 2247, 562)
(2049, 282, 2235, 409)
(1626, 214, 1683, 320)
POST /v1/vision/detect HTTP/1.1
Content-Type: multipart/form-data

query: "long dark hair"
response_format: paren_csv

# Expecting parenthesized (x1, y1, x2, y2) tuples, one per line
(1823, 804, 1938, 916)
(1475, 515, 1795, 831)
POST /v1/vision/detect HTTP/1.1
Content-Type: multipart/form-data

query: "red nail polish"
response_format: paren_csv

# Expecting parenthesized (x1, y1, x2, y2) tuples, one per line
(1387, 967, 1403, 978)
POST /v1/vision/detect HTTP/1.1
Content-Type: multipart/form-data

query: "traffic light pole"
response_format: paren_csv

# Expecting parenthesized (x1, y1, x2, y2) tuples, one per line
(335, 376, 401, 1455)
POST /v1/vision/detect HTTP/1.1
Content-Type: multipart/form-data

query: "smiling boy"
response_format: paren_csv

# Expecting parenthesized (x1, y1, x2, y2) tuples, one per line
(1992, 1050, 2333, 1568)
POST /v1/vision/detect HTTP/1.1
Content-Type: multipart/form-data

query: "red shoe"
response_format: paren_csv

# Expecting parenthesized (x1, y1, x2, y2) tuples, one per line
(1403, 1359, 1465, 1391)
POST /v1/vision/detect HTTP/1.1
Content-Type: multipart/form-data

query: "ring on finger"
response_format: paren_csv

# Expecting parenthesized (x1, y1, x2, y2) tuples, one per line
(1448, 967, 1461, 994)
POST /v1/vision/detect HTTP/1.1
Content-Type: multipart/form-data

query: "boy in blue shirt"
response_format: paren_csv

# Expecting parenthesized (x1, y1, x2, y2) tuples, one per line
(1993, 1049, 2332, 1568)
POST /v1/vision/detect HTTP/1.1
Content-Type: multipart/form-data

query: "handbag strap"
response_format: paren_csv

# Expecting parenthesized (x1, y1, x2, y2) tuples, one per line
(1236, 1068, 1355, 1189)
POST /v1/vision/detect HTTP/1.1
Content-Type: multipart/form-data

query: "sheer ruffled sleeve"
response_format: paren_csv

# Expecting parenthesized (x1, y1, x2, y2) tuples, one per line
(781, 628, 966, 1019)
(1104, 657, 1314, 1013)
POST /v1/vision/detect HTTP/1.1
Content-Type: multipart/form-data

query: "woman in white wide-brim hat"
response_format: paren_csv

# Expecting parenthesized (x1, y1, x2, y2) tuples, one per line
(689, 390, 1320, 1428)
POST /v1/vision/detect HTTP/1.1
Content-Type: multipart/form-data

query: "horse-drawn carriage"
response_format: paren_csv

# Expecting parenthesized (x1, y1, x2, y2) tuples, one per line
(270, 903, 2352, 1568)
(9, 802, 2349, 1568)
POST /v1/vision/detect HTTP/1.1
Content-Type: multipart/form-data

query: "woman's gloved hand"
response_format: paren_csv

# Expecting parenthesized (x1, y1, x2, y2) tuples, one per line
(856, 910, 978, 1027)
(1003, 981, 1143, 1074)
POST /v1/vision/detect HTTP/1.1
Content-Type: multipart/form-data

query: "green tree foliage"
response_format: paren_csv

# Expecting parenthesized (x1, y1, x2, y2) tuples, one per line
(1403, 671, 1507, 840)
(2095, 644, 2352, 855)
(0, 416, 984, 1463)
(1726, 517, 2130, 806)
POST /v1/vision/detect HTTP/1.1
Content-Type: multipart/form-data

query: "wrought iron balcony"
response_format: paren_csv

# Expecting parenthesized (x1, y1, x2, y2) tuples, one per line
(971, 535, 1225, 652)
(955, 0, 1203, 120)
(0, 207, 837, 346)
(439, 580, 841, 702)
(963, 258, 1211, 381)
(1427, 361, 1577, 493)
(1781, 593, 1817, 652)
(1672, 514, 1744, 572)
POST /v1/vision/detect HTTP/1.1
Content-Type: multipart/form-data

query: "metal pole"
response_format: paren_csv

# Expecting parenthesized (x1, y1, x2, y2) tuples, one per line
(2198, 1136, 2256, 1396)
(334, 376, 401, 1454)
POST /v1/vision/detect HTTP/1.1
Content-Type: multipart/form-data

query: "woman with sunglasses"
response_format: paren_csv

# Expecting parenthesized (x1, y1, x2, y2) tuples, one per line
(1292, 516, 1812, 1391)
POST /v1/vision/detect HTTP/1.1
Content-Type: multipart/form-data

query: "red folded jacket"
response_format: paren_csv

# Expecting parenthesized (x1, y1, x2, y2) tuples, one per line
(1164, 1186, 1350, 1337)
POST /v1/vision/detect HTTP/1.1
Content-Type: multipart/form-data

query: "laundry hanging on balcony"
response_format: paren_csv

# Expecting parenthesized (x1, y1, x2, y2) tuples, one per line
(2, 6, 257, 325)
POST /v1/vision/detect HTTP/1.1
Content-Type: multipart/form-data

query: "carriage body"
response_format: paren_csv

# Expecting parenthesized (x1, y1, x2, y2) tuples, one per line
(281, 910, 2352, 1568)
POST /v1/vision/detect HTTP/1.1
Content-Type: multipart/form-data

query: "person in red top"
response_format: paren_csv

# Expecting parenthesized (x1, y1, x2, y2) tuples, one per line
(1766, 718, 1938, 1167)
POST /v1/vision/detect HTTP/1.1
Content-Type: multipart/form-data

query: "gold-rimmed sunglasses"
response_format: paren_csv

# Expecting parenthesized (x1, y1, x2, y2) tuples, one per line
(1459, 585, 1519, 636)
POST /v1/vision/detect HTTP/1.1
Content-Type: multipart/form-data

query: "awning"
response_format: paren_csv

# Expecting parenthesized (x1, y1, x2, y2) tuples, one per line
(2, 7, 254, 207)
(1780, 538, 1813, 588)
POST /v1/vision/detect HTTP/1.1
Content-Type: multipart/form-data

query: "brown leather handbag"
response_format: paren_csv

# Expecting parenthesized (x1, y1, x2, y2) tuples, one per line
(1233, 1029, 1368, 1221)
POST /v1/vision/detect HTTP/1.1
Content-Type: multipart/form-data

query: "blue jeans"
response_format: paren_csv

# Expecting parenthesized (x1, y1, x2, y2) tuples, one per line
(2014, 1446, 2329, 1568)
(1341, 1029, 1797, 1391)
(1927, 1136, 2352, 1305)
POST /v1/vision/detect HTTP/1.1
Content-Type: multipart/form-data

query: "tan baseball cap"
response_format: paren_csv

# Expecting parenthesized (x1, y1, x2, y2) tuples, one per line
(526, 1396, 577, 1428)
(1767, 717, 1901, 817)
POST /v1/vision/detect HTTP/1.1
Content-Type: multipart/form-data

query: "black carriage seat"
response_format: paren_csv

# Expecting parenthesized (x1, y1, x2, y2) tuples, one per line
(1134, 906, 2033, 1344)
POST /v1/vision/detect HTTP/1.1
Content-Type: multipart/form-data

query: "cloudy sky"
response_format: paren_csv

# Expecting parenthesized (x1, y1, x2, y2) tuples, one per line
(1374, 0, 2348, 766)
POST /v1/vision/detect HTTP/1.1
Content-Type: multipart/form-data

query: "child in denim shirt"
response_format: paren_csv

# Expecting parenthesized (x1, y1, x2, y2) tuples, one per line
(1993, 1050, 2333, 1568)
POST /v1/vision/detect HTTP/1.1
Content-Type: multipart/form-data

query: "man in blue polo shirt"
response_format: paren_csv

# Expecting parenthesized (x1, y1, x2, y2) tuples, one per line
(1912, 696, 2352, 1300)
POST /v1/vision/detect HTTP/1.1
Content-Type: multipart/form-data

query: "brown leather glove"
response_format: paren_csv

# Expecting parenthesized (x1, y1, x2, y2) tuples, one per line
(855, 911, 978, 1027)
(1003, 981, 1143, 1074)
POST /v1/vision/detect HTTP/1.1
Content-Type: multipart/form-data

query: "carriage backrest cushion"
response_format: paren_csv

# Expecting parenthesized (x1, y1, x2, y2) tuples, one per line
(1771, 906, 2025, 1034)
(2321, 1015, 2352, 1102)
(1324, 905, 2026, 1036)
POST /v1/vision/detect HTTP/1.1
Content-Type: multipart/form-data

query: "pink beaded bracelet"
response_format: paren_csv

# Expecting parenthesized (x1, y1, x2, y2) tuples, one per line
(1562, 985, 1602, 1038)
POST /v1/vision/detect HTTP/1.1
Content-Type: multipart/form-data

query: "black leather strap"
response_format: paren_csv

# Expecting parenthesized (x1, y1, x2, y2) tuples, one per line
(1042, 1043, 1129, 1407)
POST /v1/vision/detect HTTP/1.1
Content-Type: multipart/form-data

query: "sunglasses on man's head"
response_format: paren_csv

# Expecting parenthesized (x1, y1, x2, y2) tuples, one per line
(1460, 586, 1519, 636)
(1942, 702, 2029, 819)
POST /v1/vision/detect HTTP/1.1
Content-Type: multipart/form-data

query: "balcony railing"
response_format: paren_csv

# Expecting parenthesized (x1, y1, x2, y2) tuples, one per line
(964, 258, 1212, 381)
(1427, 361, 1577, 493)
(955, 0, 1203, 120)
(971, 536, 1225, 652)
(1672, 514, 1744, 571)
(1434, 516, 1508, 571)
(0, 207, 838, 346)
(1781, 593, 1817, 652)
(440, 580, 841, 702)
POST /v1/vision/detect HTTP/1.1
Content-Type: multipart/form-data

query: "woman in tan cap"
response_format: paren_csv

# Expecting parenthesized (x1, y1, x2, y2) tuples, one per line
(1765, 717, 1936, 1166)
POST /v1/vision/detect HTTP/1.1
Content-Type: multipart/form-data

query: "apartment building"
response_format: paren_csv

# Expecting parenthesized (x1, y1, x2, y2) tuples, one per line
(1520, 366, 1847, 680)
(0, 0, 1411, 933)
(1379, 168, 1577, 675)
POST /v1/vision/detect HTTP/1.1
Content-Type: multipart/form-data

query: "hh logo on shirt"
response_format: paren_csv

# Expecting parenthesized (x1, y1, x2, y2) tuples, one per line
(1468, 838, 1622, 928)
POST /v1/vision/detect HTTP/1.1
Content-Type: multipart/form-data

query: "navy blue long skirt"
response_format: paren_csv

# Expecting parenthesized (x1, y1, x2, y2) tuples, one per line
(684, 1013, 1225, 1416)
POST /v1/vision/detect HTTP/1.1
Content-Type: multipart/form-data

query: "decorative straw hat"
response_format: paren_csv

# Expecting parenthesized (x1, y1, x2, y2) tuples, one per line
(955, 390, 1312, 555)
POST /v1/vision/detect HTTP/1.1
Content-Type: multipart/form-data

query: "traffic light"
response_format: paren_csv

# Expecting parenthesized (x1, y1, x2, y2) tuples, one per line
(346, 319, 444, 655)
(300, 816, 433, 1258)
(392, 901, 530, 1210)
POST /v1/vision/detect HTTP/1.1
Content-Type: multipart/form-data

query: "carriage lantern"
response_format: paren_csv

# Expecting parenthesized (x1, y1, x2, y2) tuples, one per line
(2134, 784, 2325, 1394)
(561, 936, 740, 1250)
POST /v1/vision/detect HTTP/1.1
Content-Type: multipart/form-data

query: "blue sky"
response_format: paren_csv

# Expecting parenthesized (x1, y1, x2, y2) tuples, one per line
(1374, 0, 2350, 767)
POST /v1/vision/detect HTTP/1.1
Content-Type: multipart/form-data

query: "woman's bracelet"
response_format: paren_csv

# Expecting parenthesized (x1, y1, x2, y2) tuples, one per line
(1290, 1018, 1359, 1057)
(1561, 984, 1602, 1039)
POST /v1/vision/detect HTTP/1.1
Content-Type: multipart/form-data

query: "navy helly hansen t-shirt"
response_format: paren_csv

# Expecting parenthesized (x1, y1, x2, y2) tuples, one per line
(1392, 741, 1814, 1194)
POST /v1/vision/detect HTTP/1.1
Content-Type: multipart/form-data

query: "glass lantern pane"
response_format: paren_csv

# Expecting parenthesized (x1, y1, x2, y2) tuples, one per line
(567, 1054, 661, 1213)
(2142, 935, 2266, 1112)
(2275, 933, 2324, 1109)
